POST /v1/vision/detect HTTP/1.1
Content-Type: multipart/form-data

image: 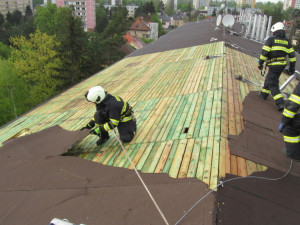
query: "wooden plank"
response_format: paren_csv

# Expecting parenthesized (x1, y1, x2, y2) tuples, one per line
(187, 138, 201, 178)
(202, 136, 214, 185)
(178, 138, 195, 178)
(169, 139, 188, 178)
(196, 137, 208, 180)
(162, 139, 180, 173)
(154, 140, 173, 173)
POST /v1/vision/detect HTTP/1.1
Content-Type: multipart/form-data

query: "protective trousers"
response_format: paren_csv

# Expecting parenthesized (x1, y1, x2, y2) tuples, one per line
(94, 111, 137, 143)
(283, 114, 300, 160)
(260, 65, 285, 106)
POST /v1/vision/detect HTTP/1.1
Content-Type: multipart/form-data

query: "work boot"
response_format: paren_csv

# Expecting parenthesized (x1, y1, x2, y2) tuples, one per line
(258, 92, 267, 100)
(277, 102, 285, 111)
(96, 135, 109, 146)
(282, 148, 300, 162)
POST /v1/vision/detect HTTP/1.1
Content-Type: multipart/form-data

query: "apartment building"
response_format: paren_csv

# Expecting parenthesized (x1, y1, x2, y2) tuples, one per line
(0, 0, 33, 16)
(56, 0, 95, 31)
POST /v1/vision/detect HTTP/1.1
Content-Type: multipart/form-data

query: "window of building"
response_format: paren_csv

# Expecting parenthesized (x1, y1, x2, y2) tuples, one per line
(76, 2, 80, 5)
(64, 1, 68, 5)
(81, 2, 85, 5)
(82, 7, 85, 10)
(76, 7, 80, 10)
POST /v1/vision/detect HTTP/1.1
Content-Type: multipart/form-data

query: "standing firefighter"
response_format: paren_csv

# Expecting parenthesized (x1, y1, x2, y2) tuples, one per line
(258, 22, 296, 111)
(82, 86, 136, 146)
(279, 82, 300, 160)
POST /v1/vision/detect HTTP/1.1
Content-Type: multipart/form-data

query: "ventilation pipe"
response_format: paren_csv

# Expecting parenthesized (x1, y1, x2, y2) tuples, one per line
(256, 15, 262, 41)
(251, 14, 258, 39)
(260, 15, 268, 42)
(266, 16, 272, 38)
(245, 14, 253, 38)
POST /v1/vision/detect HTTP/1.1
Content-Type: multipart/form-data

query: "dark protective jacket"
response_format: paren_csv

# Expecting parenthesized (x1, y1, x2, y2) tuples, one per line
(259, 30, 296, 70)
(87, 94, 133, 133)
(281, 82, 300, 125)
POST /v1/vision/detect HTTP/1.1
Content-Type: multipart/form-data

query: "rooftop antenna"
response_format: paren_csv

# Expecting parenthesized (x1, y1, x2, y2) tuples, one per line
(222, 14, 235, 28)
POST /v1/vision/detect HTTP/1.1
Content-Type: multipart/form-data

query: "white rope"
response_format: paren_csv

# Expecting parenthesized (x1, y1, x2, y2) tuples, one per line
(174, 160, 293, 225)
(111, 127, 170, 225)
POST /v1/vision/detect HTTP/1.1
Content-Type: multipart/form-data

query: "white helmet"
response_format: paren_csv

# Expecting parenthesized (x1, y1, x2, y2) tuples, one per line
(85, 86, 106, 104)
(271, 22, 284, 33)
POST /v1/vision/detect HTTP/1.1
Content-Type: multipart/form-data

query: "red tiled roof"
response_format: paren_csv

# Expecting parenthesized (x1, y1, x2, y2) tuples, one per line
(130, 18, 150, 31)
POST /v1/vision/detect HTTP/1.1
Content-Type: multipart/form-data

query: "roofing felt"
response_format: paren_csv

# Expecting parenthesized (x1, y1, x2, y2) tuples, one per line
(127, 19, 264, 59)
(0, 126, 215, 225)
(229, 91, 300, 176)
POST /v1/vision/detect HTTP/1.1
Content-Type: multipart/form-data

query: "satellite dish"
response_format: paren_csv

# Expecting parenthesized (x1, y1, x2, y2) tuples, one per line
(220, 4, 225, 10)
(216, 15, 222, 26)
(222, 14, 235, 27)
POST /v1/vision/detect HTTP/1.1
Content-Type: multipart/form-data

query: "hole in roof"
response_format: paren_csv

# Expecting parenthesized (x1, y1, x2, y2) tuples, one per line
(183, 127, 189, 133)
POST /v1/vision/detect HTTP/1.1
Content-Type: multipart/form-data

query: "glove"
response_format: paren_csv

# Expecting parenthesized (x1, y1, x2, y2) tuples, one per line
(278, 123, 285, 133)
(90, 127, 101, 135)
(80, 124, 91, 130)
(258, 64, 263, 70)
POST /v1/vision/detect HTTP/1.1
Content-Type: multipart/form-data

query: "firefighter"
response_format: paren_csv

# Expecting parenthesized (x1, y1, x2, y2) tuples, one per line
(82, 86, 136, 146)
(278, 81, 300, 160)
(258, 22, 296, 111)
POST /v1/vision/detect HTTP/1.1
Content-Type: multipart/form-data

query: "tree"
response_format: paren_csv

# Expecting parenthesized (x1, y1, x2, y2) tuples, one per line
(0, 42, 10, 59)
(158, 1, 165, 12)
(151, 13, 165, 37)
(25, 5, 33, 19)
(212, 9, 216, 17)
(0, 12, 4, 27)
(9, 29, 63, 105)
(95, 6, 108, 33)
(0, 59, 30, 125)
(35, 4, 89, 86)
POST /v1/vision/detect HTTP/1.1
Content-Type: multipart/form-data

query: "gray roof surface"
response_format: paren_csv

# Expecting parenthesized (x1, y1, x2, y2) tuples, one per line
(127, 18, 300, 72)
(127, 19, 264, 59)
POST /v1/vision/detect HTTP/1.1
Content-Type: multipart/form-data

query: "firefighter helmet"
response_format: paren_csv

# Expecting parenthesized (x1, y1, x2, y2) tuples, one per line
(85, 86, 106, 104)
(271, 22, 284, 33)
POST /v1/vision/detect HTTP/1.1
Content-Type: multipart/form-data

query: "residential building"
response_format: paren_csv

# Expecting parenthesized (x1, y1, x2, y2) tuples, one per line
(158, 12, 171, 29)
(103, 3, 138, 18)
(0, 0, 33, 15)
(126, 4, 138, 18)
(283, 0, 293, 10)
(129, 17, 151, 39)
(234, 0, 255, 7)
(295, 0, 300, 8)
(193, 0, 208, 10)
(170, 12, 185, 27)
(56, 0, 96, 32)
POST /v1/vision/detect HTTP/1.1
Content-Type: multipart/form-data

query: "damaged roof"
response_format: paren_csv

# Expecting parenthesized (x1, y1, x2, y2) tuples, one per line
(1, 18, 300, 224)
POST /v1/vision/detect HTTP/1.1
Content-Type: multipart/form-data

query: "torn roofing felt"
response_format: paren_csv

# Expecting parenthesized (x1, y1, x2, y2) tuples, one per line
(0, 126, 216, 225)
(229, 91, 300, 176)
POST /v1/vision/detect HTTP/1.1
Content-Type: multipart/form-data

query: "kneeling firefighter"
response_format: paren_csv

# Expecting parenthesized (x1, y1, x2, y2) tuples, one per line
(258, 22, 296, 111)
(279, 81, 300, 160)
(82, 86, 137, 146)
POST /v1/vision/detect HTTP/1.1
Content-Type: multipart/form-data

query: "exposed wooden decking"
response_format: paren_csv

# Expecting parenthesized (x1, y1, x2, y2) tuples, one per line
(0, 42, 297, 189)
